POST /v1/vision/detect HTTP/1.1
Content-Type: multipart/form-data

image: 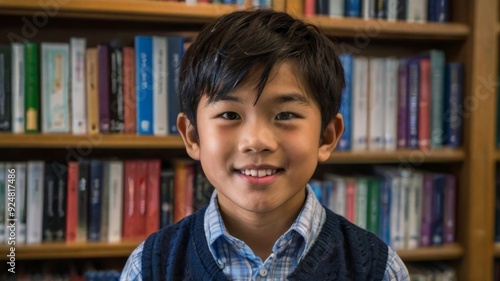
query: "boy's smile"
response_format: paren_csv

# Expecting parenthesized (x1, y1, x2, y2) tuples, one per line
(178, 61, 343, 218)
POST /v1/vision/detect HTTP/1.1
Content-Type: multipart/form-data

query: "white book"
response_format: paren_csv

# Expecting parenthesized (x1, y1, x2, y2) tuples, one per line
(406, 171, 423, 249)
(0, 162, 5, 243)
(324, 174, 346, 217)
(26, 161, 45, 244)
(368, 57, 385, 151)
(107, 160, 123, 243)
(15, 162, 27, 244)
(386, 0, 398, 21)
(384, 57, 399, 151)
(70, 37, 87, 135)
(362, 0, 375, 19)
(351, 56, 369, 151)
(355, 178, 369, 230)
(390, 176, 402, 249)
(11, 43, 25, 133)
(406, 0, 427, 23)
(41, 43, 70, 133)
(329, 0, 344, 17)
(153, 36, 168, 136)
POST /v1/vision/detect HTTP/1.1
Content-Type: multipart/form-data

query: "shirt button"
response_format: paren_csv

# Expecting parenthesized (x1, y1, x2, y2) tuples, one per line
(259, 268, 268, 277)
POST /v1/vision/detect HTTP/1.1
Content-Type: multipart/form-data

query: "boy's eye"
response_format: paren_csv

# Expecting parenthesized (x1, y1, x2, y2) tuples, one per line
(219, 112, 240, 120)
(275, 112, 297, 120)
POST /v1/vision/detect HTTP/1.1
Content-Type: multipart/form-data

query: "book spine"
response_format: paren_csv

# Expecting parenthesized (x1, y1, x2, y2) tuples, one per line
(352, 56, 368, 151)
(368, 57, 385, 151)
(419, 173, 434, 247)
(444, 62, 464, 147)
(123, 47, 137, 134)
(97, 44, 111, 133)
(153, 36, 168, 136)
(122, 160, 137, 240)
(166, 36, 184, 135)
(26, 161, 44, 244)
(337, 54, 352, 151)
(329, 0, 344, 17)
(70, 37, 87, 135)
(86, 48, 99, 134)
(431, 174, 445, 245)
(435, 0, 449, 22)
(77, 160, 89, 242)
(345, 0, 361, 17)
(146, 160, 161, 235)
(396, 0, 406, 20)
(418, 58, 431, 150)
(384, 57, 398, 151)
(15, 162, 27, 244)
(109, 48, 125, 133)
(88, 160, 104, 242)
(11, 43, 25, 133)
(379, 177, 391, 245)
(66, 161, 78, 243)
(107, 160, 123, 243)
(443, 174, 457, 243)
(24, 42, 40, 133)
(135, 36, 154, 135)
(135, 160, 148, 238)
(0, 162, 5, 242)
(430, 50, 446, 148)
(160, 170, 174, 229)
(366, 178, 381, 235)
(0, 45, 12, 132)
(397, 59, 408, 148)
(41, 43, 70, 133)
(406, 59, 420, 149)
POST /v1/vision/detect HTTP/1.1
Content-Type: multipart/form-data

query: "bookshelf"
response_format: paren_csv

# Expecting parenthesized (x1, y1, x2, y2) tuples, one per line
(0, 0, 497, 279)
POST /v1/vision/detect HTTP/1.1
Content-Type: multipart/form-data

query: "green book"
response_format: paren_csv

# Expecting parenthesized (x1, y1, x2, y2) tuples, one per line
(24, 41, 40, 133)
(366, 177, 381, 236)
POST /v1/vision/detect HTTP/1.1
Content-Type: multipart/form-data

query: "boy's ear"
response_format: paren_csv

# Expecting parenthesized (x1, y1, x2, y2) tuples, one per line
(318, 113, 344, 163)
(177, 113, 201, 160)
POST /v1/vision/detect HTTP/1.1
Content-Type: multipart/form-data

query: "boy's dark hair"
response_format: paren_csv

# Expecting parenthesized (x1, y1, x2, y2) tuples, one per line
(179, 9, 344, 135)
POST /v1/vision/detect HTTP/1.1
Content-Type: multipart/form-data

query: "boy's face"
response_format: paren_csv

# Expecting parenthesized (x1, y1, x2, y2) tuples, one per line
(178, 61, 343, 216)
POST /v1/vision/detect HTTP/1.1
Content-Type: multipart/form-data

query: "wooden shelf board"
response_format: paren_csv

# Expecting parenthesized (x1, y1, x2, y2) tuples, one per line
(397, 243, 464, 262)
(0, 133, 186, 149)
(0, 240, 143, 260)
(305, 16, 470, 40)
(1, 241, 463, 260)
(0, 0, 469, 39)
(0, 0, 241, 23)
(328, 148, 464, 163)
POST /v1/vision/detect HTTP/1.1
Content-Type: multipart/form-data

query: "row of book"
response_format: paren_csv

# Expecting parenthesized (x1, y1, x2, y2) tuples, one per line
(0, 35, 188, 135)
(160, 0, 272, 6)
(407, 262, 457, 281)
(310, 166, 456, 250)
(306, 0, 450, 23)
(0, 159, 212, 245)
(336, 52, 464, 151)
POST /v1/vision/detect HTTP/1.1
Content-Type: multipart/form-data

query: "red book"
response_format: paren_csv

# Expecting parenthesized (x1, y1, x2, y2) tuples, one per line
(122, 47, 136, 134)
(146, 160, 161, 235)
(345, 178, 356, 223)
(304, 0, 315, 16)
(135, 160, 148, 238)
(122, 160, 137, 240)
(65, 161, 78, 243)
(173, 160, 192, 223)
(418, 58, 431, 150)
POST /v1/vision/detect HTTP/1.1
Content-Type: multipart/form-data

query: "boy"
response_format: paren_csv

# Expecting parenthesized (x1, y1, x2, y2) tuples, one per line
(121, 9, 409, 280)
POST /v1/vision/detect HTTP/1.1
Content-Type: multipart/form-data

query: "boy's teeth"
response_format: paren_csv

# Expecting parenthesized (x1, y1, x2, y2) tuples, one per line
(240, 169, 278, 178)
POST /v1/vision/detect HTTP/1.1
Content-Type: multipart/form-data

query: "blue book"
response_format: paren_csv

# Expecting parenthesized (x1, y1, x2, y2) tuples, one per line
(338, 54, 353, 151)
(167, 36, 185, 135)
(88, 160, 104, 242)
(135, 36, 154, 135)
(406, 59, 420, 149)
(345, 0, 361, 17)
(428, 0, 449, 22)
(322, 180, 333, 208)
(378, 177, 391, 245)
(444, 62, 464, 148)
(309, 180, 323, 204)
(431, 174, 446, 245)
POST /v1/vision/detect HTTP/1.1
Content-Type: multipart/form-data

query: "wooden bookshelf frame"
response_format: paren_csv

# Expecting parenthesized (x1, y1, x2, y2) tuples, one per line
(0, 0, 497, 279)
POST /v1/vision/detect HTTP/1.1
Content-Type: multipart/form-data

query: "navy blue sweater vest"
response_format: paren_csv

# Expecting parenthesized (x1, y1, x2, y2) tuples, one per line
(141, 207, 388, 280)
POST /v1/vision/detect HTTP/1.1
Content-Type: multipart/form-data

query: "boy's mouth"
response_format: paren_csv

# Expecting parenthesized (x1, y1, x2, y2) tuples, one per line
(239, 169, 278, 178)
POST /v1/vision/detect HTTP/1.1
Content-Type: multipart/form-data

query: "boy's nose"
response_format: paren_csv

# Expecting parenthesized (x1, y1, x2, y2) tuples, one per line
(238, 123, 278, 154)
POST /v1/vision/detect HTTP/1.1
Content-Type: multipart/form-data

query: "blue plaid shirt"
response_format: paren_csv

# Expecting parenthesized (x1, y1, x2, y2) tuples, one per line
(121, 185, 409, 280)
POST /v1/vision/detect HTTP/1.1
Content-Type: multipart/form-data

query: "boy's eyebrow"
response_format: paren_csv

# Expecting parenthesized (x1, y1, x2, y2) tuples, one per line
(205, 92, 310, 106)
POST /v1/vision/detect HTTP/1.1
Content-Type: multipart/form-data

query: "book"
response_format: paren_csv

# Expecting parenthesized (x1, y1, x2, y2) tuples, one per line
(41, 43, 70, 133)
(135, 36, 154, 135)
(70, 37, 87, 135)
(11, 43, 25, 133)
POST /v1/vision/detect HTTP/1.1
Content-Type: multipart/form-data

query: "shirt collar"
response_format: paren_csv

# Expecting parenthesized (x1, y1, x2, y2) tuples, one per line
(204, 184, 325, 258)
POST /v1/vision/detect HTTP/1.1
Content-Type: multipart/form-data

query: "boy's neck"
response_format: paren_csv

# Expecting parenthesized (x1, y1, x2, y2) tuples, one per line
(217, 192, 306, 261)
